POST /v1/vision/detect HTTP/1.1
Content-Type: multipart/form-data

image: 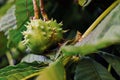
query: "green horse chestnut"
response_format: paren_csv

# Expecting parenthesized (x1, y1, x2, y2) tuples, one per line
(22, 19, 63, 53)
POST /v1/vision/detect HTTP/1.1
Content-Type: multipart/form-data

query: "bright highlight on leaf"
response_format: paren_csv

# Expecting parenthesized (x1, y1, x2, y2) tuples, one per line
(78, 0, 87, 6)
(78, 0, 92, 7)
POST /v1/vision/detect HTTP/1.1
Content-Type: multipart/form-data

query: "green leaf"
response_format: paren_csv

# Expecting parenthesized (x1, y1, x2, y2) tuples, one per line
(15, 0, 34, 28)
(36, 60, 66, 80)
(62, 41, 108, 56)
(62, 3, 120, 56)
(0, 32, 7, 56)
(100, 51, 120, 76)
(7, 0, 34, 47)
(76, 3, 120, 46)
(0, 62, 43, 80)
(8, 25, 26, 47)
(74, 57, 115, 80)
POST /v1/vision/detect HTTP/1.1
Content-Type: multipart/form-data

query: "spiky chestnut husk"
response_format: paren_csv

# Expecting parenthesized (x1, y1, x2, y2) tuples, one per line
(22, 19, 63, 53)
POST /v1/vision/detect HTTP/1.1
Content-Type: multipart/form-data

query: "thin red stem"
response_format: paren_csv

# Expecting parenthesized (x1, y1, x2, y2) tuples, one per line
(40, 0, 49, 21)
(32, 0, 39, 19)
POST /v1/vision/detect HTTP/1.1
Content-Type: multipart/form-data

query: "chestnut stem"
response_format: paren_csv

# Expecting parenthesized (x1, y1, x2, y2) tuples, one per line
(40, 0, 49, 21)
(32, 0, 39, 19)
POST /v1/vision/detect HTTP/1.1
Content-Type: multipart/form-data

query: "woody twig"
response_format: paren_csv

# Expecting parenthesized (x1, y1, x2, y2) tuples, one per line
(32, 0, 39, 19)
(40, 0, 49, 21)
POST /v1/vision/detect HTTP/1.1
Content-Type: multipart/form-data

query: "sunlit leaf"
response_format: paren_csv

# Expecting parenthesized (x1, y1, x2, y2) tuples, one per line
(36, 60, 66, 80)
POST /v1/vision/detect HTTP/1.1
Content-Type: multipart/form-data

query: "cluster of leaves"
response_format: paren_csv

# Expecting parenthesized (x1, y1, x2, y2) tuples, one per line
(0, 0, 120, 80)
